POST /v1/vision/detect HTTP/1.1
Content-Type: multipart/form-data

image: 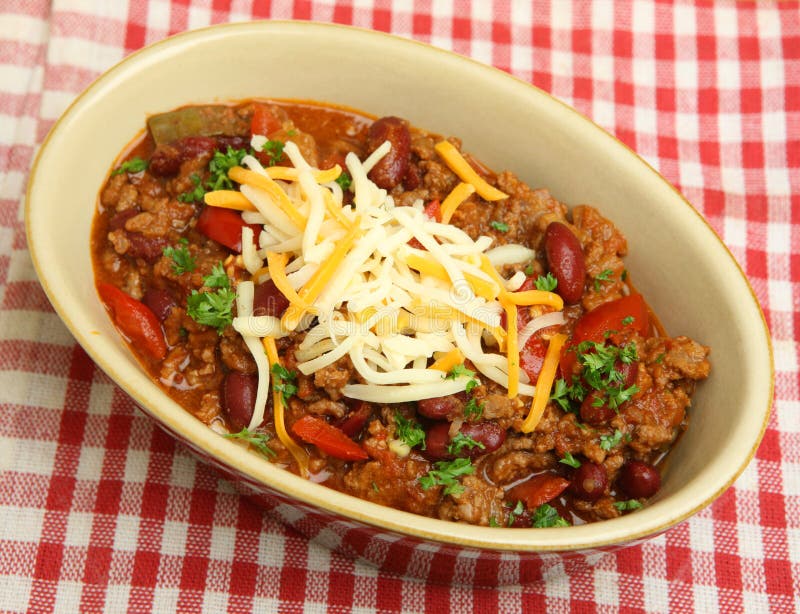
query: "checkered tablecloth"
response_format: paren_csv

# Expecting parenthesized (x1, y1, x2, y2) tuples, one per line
(1, 1, 797, 612)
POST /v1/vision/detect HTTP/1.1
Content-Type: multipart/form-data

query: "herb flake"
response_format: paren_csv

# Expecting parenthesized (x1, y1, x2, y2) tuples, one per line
(395, 412, 426, 450)
(532, 503, 569, 528)
(419, 458, 474, 496)
(223, 427, 276, 458)
(111, 156, 148, 176)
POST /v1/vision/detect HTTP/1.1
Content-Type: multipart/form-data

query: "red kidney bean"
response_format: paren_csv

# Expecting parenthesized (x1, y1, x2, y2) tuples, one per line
(520, 336, 547, 382)
(142, 288, 176, 322)
(416, 392, 466, 420)
(403, 162, 422, 190)
(617, 460, 661, 499)
(108, 208, 139, 230)
(149, 144, 182, 177)
(336, 400, 373, 438)
(215, 135, 250, 152)
(424, 420, 506, 461)
(126, 233, 169, 263)
(544, 222, 586, 304)
(366, 116, 411, 189)
(177, 136, 218, 161)
(222, 372, 259, 431)
(579, 390, 616, 425)
(253, 279, 290, 318)
(571, 462, 608, 501)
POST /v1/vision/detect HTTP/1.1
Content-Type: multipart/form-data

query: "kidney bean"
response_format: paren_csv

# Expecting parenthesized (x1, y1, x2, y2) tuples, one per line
(403, 162, 422, 190)
(366, 116, 411, 189)
(424, 420, 506, 461)
(222, 372, 260, 431)
(253, 279, 290, 318)
(177, 136, 218, 161)
(580, 390, 616, 425)
(215, 135, 250, 152)
(416, 392, 466, 420)
(617, 460, 661, 499)
(126, 233, 169, 263)
(108, 208, 139, 230)
(142, 288, 176, 322)
(520, 336, 547, 382)
(544, 222, 586, 304)
(571, 462, 609, 501)
(336, 400, 373, 438)
(149, 144, 182, 177)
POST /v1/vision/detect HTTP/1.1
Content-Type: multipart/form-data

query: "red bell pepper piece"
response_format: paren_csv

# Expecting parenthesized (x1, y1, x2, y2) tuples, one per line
(291, 415, 369, 461)
(506, 473, 570, 511)
(250, 103, 282, 137)
(97, 282, 167, 360)
(560, 293, 649, 378)
(196, 206, 260, 253)
(423, 199, 441, 222)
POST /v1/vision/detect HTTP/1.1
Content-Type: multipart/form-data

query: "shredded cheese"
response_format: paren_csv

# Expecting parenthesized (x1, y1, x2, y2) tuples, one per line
(428, 348, 465, 373)
(520, 333, 568, 433)
(434, 140, 508, 201)
(502, 297, 519, 398)
(204, 190, 256, 211)
(507, 290, 564, 310)
(266, 164, 342, 184)
(262, 336, 309, 477)
(229, 166, 308, 229)
(440, 181, 476, 224)
(265, 252, 310, 310)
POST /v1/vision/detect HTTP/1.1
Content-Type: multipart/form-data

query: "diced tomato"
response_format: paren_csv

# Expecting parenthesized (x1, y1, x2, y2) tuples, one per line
(335, 400, 374, 438)
(97, 282, 167, 360)
(291, 415, 369, 461)
(560, 294, 649, 378)
(423, 199, 441, 222)
(506, 472, 570, 511)
(520, 336, 548, 382)
(250, 103, 282, 137)
(196, 206, 260, 253)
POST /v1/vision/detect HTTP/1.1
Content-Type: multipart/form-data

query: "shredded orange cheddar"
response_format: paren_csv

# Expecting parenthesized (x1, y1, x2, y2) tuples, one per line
(428, 348, 465, 373)
(405, 252, 499, 300)
(520, 333, 568, 433)
(204, 190, 256, 211)
(507, 289, 564, 310)
(228, 166, 307, 229)
(434, 141, 508, 202)
(267, 164, 342, 184)
(265, 251, 310, 310)
(440, 182, 476, 224)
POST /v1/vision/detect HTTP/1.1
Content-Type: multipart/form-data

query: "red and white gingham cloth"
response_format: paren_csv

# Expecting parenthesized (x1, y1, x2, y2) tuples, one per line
(1, 1, 797, 612)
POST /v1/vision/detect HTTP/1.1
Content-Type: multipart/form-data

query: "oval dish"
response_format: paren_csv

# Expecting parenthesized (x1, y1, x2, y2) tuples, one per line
(26, 21, 773, 584)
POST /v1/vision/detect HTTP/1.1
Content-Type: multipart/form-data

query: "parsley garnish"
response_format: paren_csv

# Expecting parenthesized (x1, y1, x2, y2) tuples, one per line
(621, 269, 628, 281)
(575, 340, 640, 410)
(447, 432, 484, 457)
(223, 427, 276, 458)
(594, 269, 614, 290)
(532, 503, 569, 528)
(419, 458, 474, 496)
(655, 353, 665, 364)
(463, 397, 484, 420)
(395, 412, 426, 450)
(490, 220, 509, 232)
(599, 429, 624, 451)
(162, 238, 196, 275)
(613, 499, 643, 511)
(207, 146, 249, 191)
(371, 481, 380, 492)
(446, 363, 475, 380)
(186, 263, 234, 333)
(534, 273, 558, 292)
(335, 170, 352, 191)
(549, 377, 585, 413)
(262, 139, 285, 166)
(271, 363, 298, 405)
(111, 156, 148, 176)
(489, 516, 500, 527)
(524, 263, 535, 276)
(178, 173, 206, 203)
(505, 500, 525, 526)
(622, 315, 635, 326)
(559, 451, 581, 468)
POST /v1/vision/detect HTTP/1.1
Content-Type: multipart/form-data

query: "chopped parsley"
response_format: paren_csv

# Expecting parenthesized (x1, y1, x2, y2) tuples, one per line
(271, 363, 298, 405)
(599, 429, 624, 451)
(534, 272, 558, 292)
(524, 263, 535, 276)
(395, 412, 426, 450)
(447, 432, 484, 457)
(532, 503, 569, 528)
(549, 377, 585, 413)
(223, 427, 276, 458)
(262, 139, 285, 166)
(622, 315, 635, 326)
(490, 220, 509, 232)
(207, 146, 250, 191)
(655, 353, 665, 364)
(418, 457, 474, 496)
(489, 516, 500, 527)
(446, 363, 475, 380)
(162, 238, 196, 275)
(111, 156, 148, 176)
(463, 397, 484, 420)
(559, 451, 581, 468)
(594, 268, 614, 290)
(371, 481, 380, 492)
(505, 500, 525, 526)
(576, 340, 640, 410)
(178, 173, 206, 203)
(335, 170, 353, 191)
(186, 263, 234, 333)
(621, 269, 628, 281)
(613, 499, 643, 511)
